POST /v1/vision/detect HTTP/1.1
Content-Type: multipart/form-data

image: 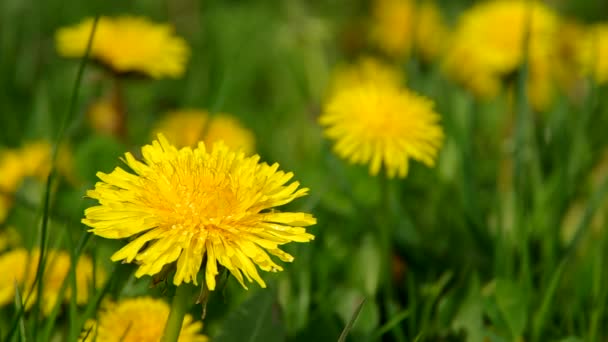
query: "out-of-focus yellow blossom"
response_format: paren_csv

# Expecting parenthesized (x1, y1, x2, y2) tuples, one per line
(203, 115, 256, 156)
(87, 97, 123, 136)
(0, 248, 103, 314)
(81, 297, 208, 342)
(154, 109, 255, 155)
(415, 1, 448, 62)
(580, 24, 608, 84)
(328, 56, 402, 96)
(0, 227, 20, 251)
(56, 16, 190, 79)
(443, 0, 559, 111)
(554, 20, 587, 98)
(370, 0, 447, 60)
(320, 82, 444, 178)
(82, 134, 315, 290)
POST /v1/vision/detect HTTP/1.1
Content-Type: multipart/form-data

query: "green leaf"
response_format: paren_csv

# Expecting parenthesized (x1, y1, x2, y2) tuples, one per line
(494, 278, 527, 339)
(337, 297, 366, 342)
(350, 234, 381, 296)
(74, 135, 125, 183)
(452, 276, 484, 342)
(214, 289, 285, 342)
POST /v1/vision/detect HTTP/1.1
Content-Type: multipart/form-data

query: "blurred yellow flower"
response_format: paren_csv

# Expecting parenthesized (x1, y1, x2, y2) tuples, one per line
(154, 109, 255, 155)
(81, 297, 207, 342)
(0, 142, 76, 223)
(581, 24, 608, 84)
(415, 1, 448, 62)
(56, 16, 190, 79)
(554, 20, 587, 99)
(82, 134, 315, 290)
(443, 0, 559, 110)
(328, 56, 402, 96)
(370, 0, 447, 60)
(320, 82, 444, 178)
(0, 248, 102, 315)
(0, 227, 20, 251)
(87, 97, 122, 136)
(204, 115, 256, 156)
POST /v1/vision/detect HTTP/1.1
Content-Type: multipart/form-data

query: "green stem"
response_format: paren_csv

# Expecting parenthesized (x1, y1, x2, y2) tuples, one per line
(162, 284, 193, 342)
(377, 175, 406, 342)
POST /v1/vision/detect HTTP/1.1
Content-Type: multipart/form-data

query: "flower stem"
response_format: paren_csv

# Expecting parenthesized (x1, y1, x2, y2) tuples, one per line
(162, 284, 193, 342)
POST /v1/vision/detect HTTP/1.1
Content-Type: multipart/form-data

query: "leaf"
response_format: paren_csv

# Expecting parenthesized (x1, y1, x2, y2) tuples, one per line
(214, 289, 285, 342)
(494, 278, 527, 339)
(350, 234, 381, 296)
(452, 276, 484, 342)
(337, 297, 366, 342)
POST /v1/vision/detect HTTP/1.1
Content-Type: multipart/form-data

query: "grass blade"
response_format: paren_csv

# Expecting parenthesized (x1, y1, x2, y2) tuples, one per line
(337, 297, 366, 342)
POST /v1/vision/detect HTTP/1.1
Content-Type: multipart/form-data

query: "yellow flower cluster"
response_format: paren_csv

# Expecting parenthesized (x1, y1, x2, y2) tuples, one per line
(0, 248, 101, 315)
(327, 56, 402, 96)
(443, 0, 559, 111)
(153, 109, 256, 155)
(82, 134, 315, 290)
(0, 142, 73, 223)
(56, 16, 190, 79)
(320, 80, 444, 178)
(370, 0, 447, 61)
(580, 24, 608, 84)
(81, 297, 207, 342)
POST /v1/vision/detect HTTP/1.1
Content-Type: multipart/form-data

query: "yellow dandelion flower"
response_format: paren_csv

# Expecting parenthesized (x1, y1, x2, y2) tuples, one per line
(580, 24, 608, 84)
(56, 16, 190, 79)
(414, 1, 448, 62)
(370, 0, 415, 57)
(370, 0, 447, 60)
(443, 0, 559, 109)
(0, 227, 20, 251)
(204, 115, 256, 156)
(328, 56, 402, 96)
(320, 82, 444, 178)
(81, 297, 207, 342)
(0, 248, 102, 314)
(82, 134, 315, 290)
(0, 150, 24, 194)
(154, 109, 255, 155)
(87, 97, 122, 136)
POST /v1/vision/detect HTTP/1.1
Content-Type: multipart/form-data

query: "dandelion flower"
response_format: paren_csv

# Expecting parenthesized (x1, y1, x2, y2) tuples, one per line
(154, 109, 255, 155)
(81, 297, 207, 342)
(443, 0, 559, 110)
(414, 1, 448, 62)
(328, 56, 402, 96)
(87, 97, 122, 136)
(320, 82, 444, 178)
(0, 142, 75, 223)
(580, 24, 608, 84)
(370, 0, 415, 57)
(82, 134, 315, 290)
(0, 248, 102, 314)
(370, 0, 447, 60)
(203, 115, 256, 156)
(56, 16, 190, 79)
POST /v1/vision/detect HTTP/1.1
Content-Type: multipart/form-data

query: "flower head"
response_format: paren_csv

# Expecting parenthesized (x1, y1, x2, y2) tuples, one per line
(81, 297, 207, 342)
(82, 134, 315, 290)
(56, 16, 190, 79)
(320, 82, 444, 178)
(0, 142, 75, 223)
(154, 109, 255, 155)
(580, 24, 608, 84)
(443, 0, 559, 110)
(370, 0, 447, 60)
(0, 248, 102, 314)
(328, 56, 402, 96)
